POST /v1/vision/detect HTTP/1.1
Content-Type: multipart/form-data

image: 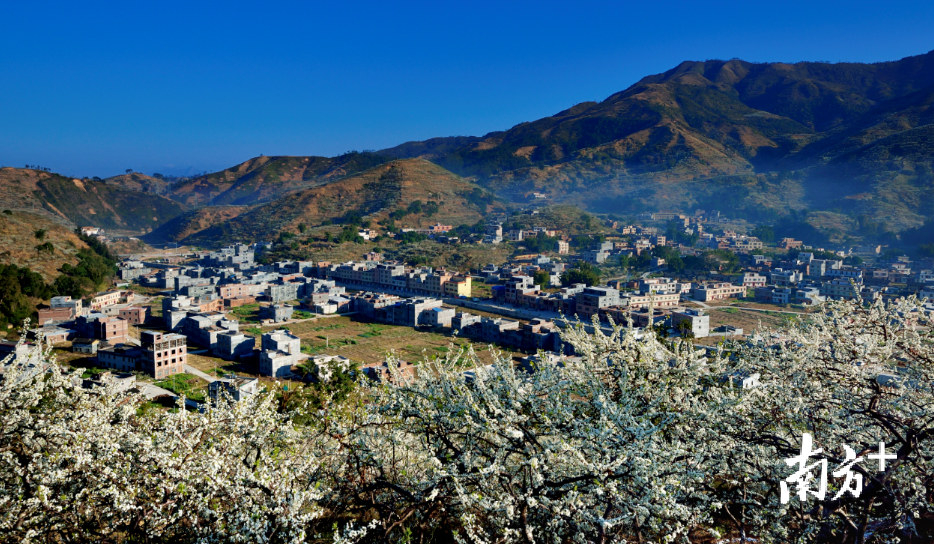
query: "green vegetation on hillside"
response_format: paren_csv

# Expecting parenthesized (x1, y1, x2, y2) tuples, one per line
(0, 229, 117, 326)
(0, 264, 53, 327)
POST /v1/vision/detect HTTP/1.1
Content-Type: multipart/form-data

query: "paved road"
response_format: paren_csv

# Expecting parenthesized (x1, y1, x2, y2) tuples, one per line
(184, 364, 216, 383)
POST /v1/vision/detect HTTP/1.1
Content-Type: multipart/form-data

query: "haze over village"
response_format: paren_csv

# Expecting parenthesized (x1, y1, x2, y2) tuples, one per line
(1, 2, 933, 543)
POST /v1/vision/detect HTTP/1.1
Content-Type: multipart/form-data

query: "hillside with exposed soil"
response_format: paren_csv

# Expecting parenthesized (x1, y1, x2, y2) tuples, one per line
(380, 49, 934, 231)
(165, 152, 393, 207)
(181, 159, 500, 245)
(0, 168, 188, 233)
(0, 211, 90, 282)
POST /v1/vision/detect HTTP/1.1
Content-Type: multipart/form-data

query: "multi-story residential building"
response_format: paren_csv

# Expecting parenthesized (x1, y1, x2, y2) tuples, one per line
(502, 276, 536, 305)
(771, 268, 804, 288)
(260, 303, 294, 323)
(482, 224, 503, 244)
(638, 277, 691, 296)
(582, 250, 609, 264)
(118, 306, 149, 326)
(633, 239, 652, 253)
(50, 295, 83, 317)
(740, 273, 767, 288)
(795, 286, 825, 305)
(821, 278, 861, 300)
(202, 244, 255, 270)
(267, 281, 300, 303)
(576, 287, 620, 319)
(77, 314, 129, 345)
(140, 330, 186, 379)
(424, 306, 456, 327)
(479, 317, 521, 343)
(670, 308, 710, 338)
(388, 298, 445, 327)
(693, 283, 745, 302)
(771, 287, 794, 305)
(751, 255, 770, 266)
(754, 286, 775, 303)
(182, 313, 239, 351)
(259, 329, 302, 377)
(619, 225, 637, 235)
(209, 375, 259, 402)
(352, 292, 401, 319)
(118, 265, 152, 281)
(218, 283, 260, 299)
(506, 229, 524, 242)
(731, 237, 763, 252)
(617, 292, 681, 310)
(557, 240, 569, 254)
(215, 331, 255, 361)
(820, 277, 862, 300)
(807, 259, 841, 279)
(443, 275, 472, 297)
(826, 267, 864, 284)
(162, 295, 224, 331)
(780, 238, 803, 250)
(89, 290, 121, 311)
(38, 305, 74, 324)
(97, 345, 142, 373)
(428, 223, 452, 234)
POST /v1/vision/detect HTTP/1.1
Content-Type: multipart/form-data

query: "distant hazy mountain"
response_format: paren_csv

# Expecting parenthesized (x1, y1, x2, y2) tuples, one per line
(104, 172, 174, 195)
(381, 50, 934, 232)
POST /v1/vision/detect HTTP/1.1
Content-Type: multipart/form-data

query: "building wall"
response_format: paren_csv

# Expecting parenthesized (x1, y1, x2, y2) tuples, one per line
(140, 332, 187, 379)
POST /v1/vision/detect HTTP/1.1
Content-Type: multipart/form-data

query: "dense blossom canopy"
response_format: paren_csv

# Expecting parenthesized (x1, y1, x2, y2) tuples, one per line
(0, 296, 931, 543)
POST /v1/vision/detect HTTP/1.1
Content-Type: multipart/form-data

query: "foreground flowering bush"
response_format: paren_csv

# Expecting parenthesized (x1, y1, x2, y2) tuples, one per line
(1, 296, 932, 543)
(0, 338, 339, 544)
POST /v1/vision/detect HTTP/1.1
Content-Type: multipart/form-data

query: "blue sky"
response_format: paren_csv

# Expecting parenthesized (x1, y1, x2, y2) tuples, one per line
(2, 0, 932, 178)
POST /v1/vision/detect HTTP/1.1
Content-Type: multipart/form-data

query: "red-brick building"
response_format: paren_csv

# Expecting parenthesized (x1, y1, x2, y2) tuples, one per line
(118, 306, 150, 326)
(91, 316, 129, 345)
(140, 330, 187, 379)
(37, 306, 74, 324)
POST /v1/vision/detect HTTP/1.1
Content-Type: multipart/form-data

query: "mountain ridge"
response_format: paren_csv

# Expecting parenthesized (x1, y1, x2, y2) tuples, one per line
(158, 159, 500, 246)
(0, 168, 189, 233)
(376, 49, 934, 232)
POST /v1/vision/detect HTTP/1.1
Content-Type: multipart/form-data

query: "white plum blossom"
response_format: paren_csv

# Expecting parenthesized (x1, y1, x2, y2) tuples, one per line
(1, 295, 932, 543)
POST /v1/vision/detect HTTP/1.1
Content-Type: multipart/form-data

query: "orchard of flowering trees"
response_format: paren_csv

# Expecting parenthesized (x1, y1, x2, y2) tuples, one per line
(1, 296, 932, 543)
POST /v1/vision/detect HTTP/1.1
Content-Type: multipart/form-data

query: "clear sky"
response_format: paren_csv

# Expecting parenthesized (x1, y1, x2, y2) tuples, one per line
(2, 0, 932, 178)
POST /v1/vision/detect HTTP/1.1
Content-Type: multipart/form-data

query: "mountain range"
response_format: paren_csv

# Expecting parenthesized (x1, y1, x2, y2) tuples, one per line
(378, 49, 934, 232)
(0, 167, 187, 233)
(4, 49, 934, 244)
(144, 159, 498, 245)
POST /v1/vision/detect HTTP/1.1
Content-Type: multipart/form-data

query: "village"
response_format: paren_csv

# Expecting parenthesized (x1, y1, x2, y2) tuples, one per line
(8, 209, 934, 407)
